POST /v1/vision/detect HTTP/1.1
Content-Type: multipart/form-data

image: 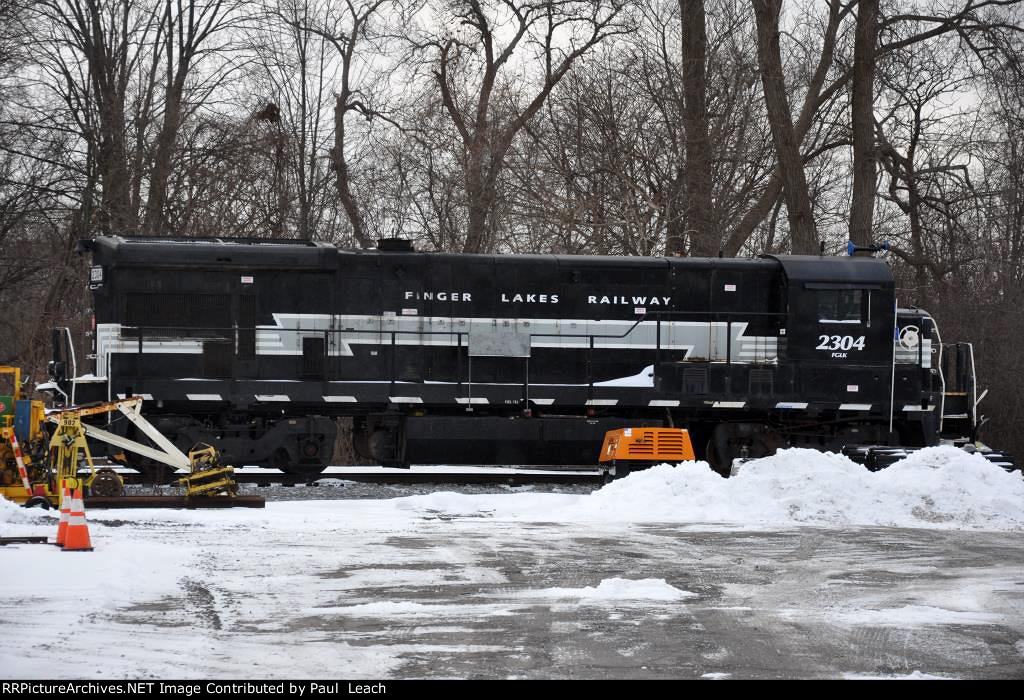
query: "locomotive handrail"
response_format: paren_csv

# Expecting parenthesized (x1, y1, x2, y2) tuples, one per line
(117, 312, 787, 393)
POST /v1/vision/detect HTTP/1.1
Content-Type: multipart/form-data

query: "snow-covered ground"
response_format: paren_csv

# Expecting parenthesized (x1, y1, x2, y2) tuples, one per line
(2, 446, 1023, 679)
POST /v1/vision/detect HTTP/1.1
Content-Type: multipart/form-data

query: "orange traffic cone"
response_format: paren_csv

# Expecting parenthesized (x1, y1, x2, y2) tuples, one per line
(55, 486, 71, 546)
(62, 488, 93, 552)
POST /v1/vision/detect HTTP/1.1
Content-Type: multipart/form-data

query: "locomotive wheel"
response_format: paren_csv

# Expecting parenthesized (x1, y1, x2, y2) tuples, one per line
(23, 496, 51, 510)
(272, 447, 326, 479)
(368, 429, 393, 465)
(90, 468, 124, 497)
(271, 448, 291, 471)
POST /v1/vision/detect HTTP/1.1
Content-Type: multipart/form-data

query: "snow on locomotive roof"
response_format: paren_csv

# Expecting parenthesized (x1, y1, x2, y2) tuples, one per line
(92, 235, 329, 247)
(85, 235, 784, 267)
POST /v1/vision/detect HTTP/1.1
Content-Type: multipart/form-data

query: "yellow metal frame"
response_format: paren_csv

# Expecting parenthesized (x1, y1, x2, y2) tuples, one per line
(1, 365, 50, 503)
(2, 382, 239, 506)
(48, 411, 96, 507)
(177, 444, 238, 498)
(0, 365, 22, 400)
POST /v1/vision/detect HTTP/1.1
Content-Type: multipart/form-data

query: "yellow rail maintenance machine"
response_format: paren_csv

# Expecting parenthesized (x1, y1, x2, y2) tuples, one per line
(2, 366, 240, 508)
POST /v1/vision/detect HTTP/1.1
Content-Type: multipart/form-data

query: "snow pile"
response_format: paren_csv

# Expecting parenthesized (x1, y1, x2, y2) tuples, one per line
(402, 445, 1024, 530)
(523, 577, 695, 602)
(0, 495, 51, 528)
(565, 446, 1024, 529)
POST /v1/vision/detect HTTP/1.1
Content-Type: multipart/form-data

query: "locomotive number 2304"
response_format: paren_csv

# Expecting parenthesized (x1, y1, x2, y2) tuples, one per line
(816, 334, 867, 351)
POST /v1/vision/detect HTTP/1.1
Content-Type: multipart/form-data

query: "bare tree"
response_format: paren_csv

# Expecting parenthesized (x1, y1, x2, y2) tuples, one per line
(678, 0, 715, 255)
(750, 0, 818, 253)
(272, 0, 395, 248)
(719, 0, 1023, 256)
(875, 39, 985, 298)
(33, 0, 168, 235)
(501, 0, 770, 257)
(143, 0, 236, 235)
(423, 0, 633, 253)
(247, 0, 344, 239)
(660, 0, 772, 256)
(849, 0, 879, 247)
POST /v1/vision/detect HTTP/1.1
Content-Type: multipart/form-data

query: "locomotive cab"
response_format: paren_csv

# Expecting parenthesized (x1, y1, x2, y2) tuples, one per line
(769, 256, 898, 427)
(768, 255, 895, 365)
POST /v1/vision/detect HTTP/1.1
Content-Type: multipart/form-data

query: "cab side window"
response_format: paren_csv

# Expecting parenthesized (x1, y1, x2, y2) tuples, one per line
(817, 289, 863, 324)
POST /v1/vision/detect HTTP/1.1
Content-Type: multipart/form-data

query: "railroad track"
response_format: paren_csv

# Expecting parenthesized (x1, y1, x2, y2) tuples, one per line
(112, 464, 610, 487)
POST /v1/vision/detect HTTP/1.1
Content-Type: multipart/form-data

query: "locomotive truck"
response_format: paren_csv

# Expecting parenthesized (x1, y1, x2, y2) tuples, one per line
(46, 236, 985, 475)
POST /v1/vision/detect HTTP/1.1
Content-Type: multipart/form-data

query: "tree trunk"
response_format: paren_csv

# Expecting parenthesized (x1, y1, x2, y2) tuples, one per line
(144, 76, 185, 235)
(679, 0, 715, 256)
(662, 172, 687, 255)
(333, 95, 371, 249)
(722, 173, 783, 256)
(849, 0, 879, 248)
(97, 94, 136, 235)
(462, 139, 500, 254)
(752, 0, 817, 254)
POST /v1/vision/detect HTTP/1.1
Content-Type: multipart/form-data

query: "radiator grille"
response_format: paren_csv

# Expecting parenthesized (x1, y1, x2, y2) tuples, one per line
(749, 368, 774, 396)
(126, 292, 231, 337)
(625, 430, 689, 459)
(682, 367, 707, 394)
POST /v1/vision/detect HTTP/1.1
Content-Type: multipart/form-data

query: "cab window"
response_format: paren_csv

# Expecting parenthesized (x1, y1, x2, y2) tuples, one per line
(817, 289, 863, 324)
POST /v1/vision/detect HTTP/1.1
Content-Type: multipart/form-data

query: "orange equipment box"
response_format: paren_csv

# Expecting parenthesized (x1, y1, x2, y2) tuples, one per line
(599, 427, 695, 463)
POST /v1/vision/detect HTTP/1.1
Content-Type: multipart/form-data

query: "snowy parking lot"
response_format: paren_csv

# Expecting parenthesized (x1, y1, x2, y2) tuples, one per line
(2, 446, 1023, 679)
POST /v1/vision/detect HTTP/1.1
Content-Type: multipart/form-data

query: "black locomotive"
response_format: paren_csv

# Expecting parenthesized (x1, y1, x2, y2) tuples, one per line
(52, 236, 977, 474)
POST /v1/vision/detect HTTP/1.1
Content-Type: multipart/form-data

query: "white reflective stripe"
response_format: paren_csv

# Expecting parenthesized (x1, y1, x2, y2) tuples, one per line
(186, 394, 222, 401)
(67, 514, 87, 525)
(105, 317, 779, 361)
(902, 404, 935, 412)
(839, 403, 872, 411)
(322, 395, 357, 403)
(775, 402, 808, 409)
(456, 398, 488, 405)
(117, 393, 154, 401)
(712, 401, 746, 408)
(7, 433, 32, 492)
(586, 399, 618, 406)
(531, 399, 555, 405)
(389, 396, 423, 404)
(648, 400, 680, 407)
(255, 394, 290, 402)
